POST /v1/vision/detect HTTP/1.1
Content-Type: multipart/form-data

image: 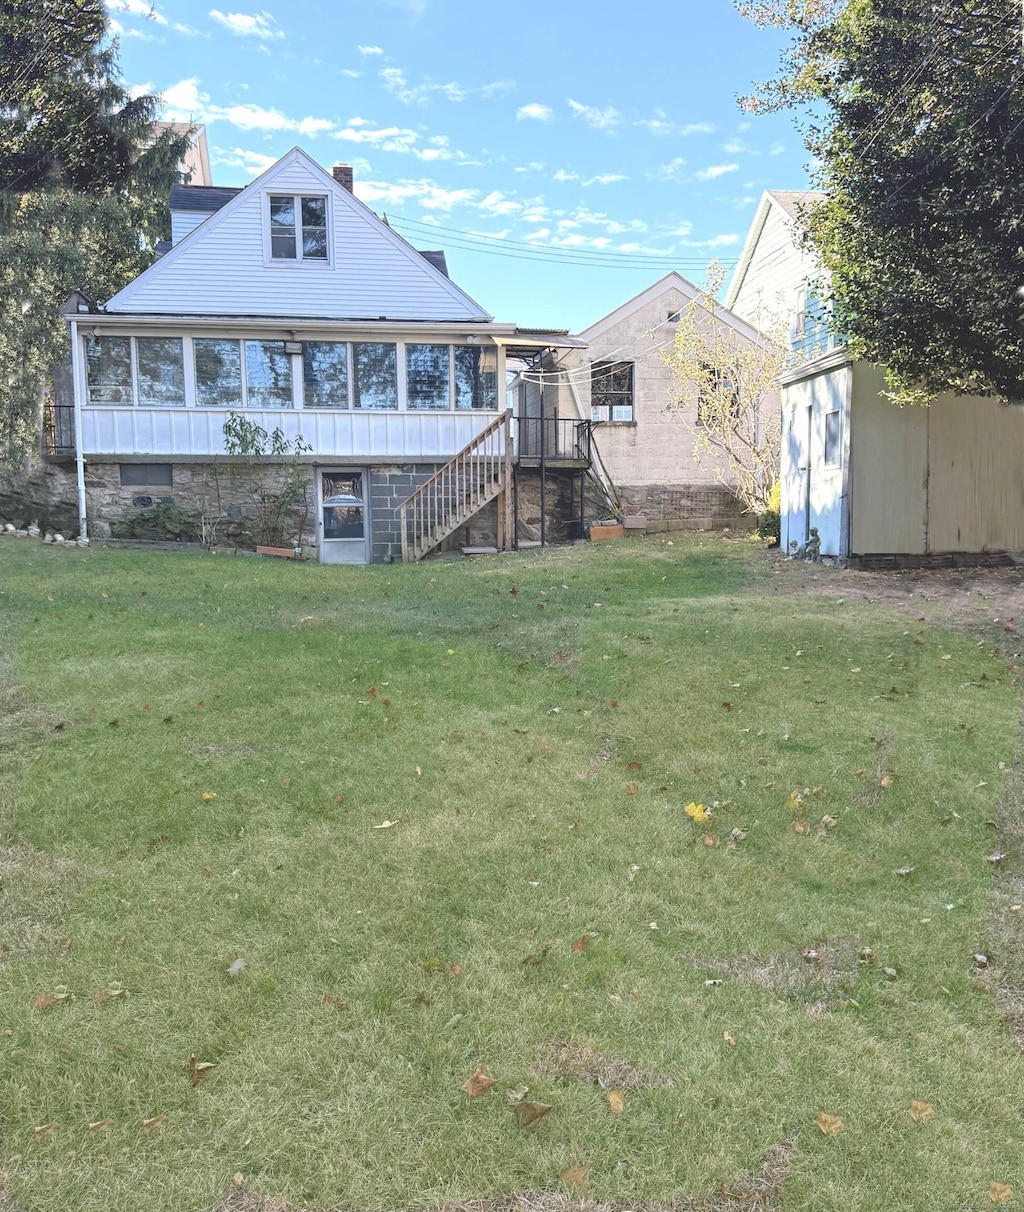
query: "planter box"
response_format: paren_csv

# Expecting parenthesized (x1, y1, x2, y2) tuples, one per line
(589, 524, 624, 542)
(256, 545, 301, 559)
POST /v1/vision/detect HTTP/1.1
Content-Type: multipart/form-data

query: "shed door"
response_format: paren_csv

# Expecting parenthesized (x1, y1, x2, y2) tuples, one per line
(319, 470, 370, 564)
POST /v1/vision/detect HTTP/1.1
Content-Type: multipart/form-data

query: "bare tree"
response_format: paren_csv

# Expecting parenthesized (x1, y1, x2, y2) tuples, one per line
(661, 261, 787, 516)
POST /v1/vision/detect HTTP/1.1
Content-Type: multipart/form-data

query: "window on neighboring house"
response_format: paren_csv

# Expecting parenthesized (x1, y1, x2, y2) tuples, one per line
(269, 194, 328, 261)
(352, 342, 398, 410)
(591, 360, 634, 422)
(667, 309, 682, 323)
(824, 409, 842, 468)
(407, 343, 451, 410)
(696, 363, 741, 426)
(303, 341, 348, 408)
(85, 335, 133, 404)
(454, 345, 498, 410)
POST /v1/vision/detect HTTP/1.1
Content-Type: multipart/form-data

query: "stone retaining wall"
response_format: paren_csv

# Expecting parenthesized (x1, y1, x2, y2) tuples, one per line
(613, 482, 755, 530)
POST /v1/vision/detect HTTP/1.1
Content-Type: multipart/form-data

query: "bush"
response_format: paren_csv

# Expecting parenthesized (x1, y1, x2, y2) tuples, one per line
(757, 480, 781, 545)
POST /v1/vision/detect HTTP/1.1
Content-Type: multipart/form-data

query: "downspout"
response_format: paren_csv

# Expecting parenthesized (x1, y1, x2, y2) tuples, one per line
(69, 319, 89, 544)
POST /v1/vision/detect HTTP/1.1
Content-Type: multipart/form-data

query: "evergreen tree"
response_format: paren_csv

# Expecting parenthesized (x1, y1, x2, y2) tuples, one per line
(739, 0, 1024, 404)
(0, 0, 191, 464)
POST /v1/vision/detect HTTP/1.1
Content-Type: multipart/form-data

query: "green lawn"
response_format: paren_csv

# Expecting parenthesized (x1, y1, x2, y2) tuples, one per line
(0, 538, 1021, 1211)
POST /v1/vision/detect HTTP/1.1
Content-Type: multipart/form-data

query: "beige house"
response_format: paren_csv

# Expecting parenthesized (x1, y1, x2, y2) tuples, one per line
(551, 273, 777, 530)
(729, 190, 1024, 565)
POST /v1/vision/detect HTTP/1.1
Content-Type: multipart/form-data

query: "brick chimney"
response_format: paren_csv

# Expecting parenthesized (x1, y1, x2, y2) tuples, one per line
(332, 164, 354, 193)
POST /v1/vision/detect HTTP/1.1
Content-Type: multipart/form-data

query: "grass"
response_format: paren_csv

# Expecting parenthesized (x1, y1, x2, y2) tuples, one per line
(0, 536, 1021, 1212)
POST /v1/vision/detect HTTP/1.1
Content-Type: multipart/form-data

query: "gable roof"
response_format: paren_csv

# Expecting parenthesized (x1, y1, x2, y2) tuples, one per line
(106, 147, 492, 322)
(724, 189, 825, 311)
(579, 270, 765, 347)
(169, 183, 242, 213)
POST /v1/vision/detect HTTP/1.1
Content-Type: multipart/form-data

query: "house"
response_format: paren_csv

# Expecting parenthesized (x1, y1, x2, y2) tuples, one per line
(726, 190, 1024, 565)
(529, 273, 779, 531)
(45, 147, 593, 563)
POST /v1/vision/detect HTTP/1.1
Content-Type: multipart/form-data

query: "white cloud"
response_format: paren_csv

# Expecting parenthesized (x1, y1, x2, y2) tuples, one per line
(567, 99, 622, 132)
(162, 77, 332, 135)
(107, 0, 198, 33)
(340, 69, 361, 78)
(705, 233, 740, 246)
(770, 142, 786, 155)
(584, 173, 627, 186)
(381, 66, 464, 104)
(212, 146, 278, 175)
(209, 9, 284, 38)
(722, 138, 752, 155)
(656, 157, 688, 182)
(479, 191, 521, 216)
(553, 169, 579, 182)
(357, 44, 383, 55)
(694, 163, 739, 180)
(517, 102, 553, 122)
(635, 113, 714, 138)
(355, 178, 478, 212)
(109, 17, 158, 39)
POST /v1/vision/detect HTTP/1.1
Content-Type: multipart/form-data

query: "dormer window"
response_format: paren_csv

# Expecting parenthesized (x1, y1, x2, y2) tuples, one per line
(269, 194, 328, 261)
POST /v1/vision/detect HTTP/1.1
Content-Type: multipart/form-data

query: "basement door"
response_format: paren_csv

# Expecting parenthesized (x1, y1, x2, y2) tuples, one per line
(318, 470, 370, 564)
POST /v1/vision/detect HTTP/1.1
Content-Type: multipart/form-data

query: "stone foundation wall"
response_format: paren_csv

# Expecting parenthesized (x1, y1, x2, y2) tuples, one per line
(846, 550, 1016, 571)
(614, 482, 754, 530)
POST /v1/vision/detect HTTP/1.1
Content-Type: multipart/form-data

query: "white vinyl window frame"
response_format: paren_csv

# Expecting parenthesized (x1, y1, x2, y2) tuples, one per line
(83, 334, 187, 408)
(263, 192, 332, 267)
(81, 336, 503, 413)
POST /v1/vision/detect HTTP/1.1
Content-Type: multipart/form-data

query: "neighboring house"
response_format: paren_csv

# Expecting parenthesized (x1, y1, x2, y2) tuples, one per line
(43, 147, 591, 563)
(550, 273, 779, 529)
(727, 190, 1024, 565)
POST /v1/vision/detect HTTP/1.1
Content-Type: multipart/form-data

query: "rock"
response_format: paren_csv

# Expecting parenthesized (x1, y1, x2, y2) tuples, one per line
(14, 529, 28, 537)
(77, 536, 89, 547)
(53, 533, 65, 543)
(64, 540, 77, 547)
(3, 523, 14, 532)
(27, 522, 40, 537)
(43, 532, 54, 543)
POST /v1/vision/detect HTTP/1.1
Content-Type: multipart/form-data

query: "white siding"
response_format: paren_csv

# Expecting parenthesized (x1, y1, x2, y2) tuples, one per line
(171, 211, 206, 244)
(81, 407, 501, 460)
(729, 204, 820, 338)
(110, 152, 489, 322)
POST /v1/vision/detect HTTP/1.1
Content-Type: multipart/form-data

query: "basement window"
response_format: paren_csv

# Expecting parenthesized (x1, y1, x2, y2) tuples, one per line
(120, 463, 173, 486)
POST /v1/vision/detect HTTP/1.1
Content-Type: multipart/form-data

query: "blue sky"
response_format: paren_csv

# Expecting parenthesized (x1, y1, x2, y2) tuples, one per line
(108, 0, 812, 330)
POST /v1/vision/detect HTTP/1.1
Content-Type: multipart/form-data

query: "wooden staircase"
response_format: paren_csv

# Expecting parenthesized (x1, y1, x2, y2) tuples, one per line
(399, 411, 513, 561)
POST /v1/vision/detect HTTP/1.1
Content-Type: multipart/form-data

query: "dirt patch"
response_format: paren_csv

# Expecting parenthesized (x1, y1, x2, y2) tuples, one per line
(763, 557, 1024, 643)
(577, 730, 615, 781)
(533, 1037, 674, 1091)
(211, 1133, 797, 1212)
(676, 937, 864, 1007)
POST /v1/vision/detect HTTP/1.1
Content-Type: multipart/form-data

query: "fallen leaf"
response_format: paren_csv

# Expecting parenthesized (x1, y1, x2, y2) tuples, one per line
(561, 1165, 589, 1190)
(880, 775, 894, 789)
(116, 934, 126, 948)
(910, 1099, 934, 1124)
(624, 782, 639, 795)
(684, 801, 709, 823)
(510, 1101, 552, 1129)
(232, 1173, 246, 1188)
(990, 1182, 1014, 1205)
(786, 791, 803, 810)
(571, 936, 588, 954)
(373, 820, 399, 829)
(627, 864, 640, 881)
(94, 987, 125, 1002)
(815, 1111, 843, 1136)
(415, 766, 422, 777)
(986, 851, 1007, 864)
(723, 1031, 737, 1046)
(33, 990, 70, 1011)
(894, 865, 916, 876)
(507, 1084, 529, 1103)
(141, 1114, 167, 1132)
(87, 1117, 114, 1137)
(335, 795, 345, 805)
(186, 1053, 216, 1086)
(702, 833, 720, 847)
(793, 821, 810, 834)
(461, 1067, 497, 1097)
(322, 993, 348, 1011)
(366, 687, 378, 698)
(201, 791, 217, 801)
(447, 962, 463, 979)
(280, 778, 291, 789)
(605, 1089, 626, 1114)
(33, 1122, 60, 1140)
(627, 762, 642, 773)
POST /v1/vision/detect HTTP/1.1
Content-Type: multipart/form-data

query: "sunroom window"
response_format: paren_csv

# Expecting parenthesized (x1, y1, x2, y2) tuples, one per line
(269, 194, 328, 261)
(407, 343, 451, 410)
(352, 342, 398, 410)
(454, 345, 498, 410)
(194, 339, 243, 408)
(245, 340, 293, 408)
(136, 337, 185, 407)
(303, 341, 348, 408)
(85, 336, 133, 404)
